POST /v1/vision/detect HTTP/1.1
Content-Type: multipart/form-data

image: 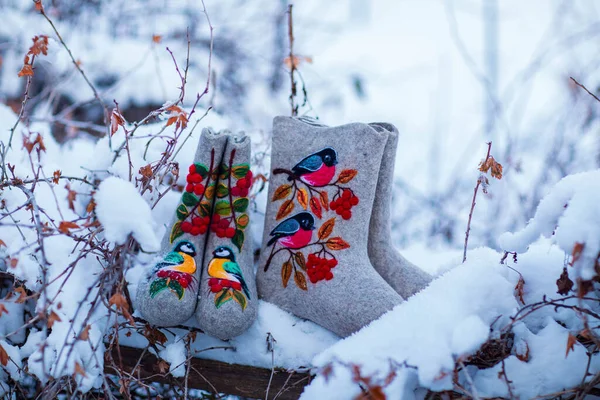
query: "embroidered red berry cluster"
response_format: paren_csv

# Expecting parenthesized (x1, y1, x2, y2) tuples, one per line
(208, 277, 242, 293)
(156, 270, 193, 288)
(210, 214, 237, 239)
(230, 170, 253, 197)
(330, 189, 359, 220)
(185, 164, 206, 196)
(180, 216, 210, 235)
(306, 254, 338, 283)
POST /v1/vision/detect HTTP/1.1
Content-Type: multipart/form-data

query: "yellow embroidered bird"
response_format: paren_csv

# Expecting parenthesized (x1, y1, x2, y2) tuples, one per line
(207, 246, 250, 298)
(150, 241, 197, 299)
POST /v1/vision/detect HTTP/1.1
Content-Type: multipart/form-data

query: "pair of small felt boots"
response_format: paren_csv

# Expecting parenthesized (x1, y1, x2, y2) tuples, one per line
(137, 128, 257, 340)
(256, 117, 432, 337)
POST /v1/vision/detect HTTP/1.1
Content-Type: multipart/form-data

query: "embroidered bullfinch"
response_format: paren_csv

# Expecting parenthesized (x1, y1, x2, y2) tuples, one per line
(267, 212, 315, 249)
(290, 147, 338, 187)
(207, 246, 250, 299)
(152, 241, 197, 297)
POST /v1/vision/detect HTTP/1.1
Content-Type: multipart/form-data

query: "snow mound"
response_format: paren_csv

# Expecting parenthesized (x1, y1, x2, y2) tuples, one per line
(95, 177, 160, 252)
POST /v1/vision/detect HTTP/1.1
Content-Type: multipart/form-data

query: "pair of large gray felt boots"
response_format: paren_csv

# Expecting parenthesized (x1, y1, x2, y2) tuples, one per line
(137, 117, 432, 339)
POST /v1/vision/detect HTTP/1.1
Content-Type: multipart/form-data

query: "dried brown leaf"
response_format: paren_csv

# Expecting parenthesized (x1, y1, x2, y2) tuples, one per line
(47, 310, 61, 329)
(0, 304, 8, 317)
(0, 344, 8, 367)
(58, 221, 79, 234)
(556, 268, 574, 295)
(566, 333, 577, 357)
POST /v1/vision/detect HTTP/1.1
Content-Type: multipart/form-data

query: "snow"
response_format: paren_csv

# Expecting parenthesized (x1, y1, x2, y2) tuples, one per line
(95, 176, 161, 252)
(159, 337, 187, 378)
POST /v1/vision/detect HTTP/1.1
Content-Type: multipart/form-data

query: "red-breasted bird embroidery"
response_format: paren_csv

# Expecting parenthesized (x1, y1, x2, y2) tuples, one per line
(267, 211, 315, 249)
(290, 147, 338, 187)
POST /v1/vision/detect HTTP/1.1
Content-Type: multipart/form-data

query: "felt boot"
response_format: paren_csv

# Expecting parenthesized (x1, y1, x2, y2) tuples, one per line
(257, 117, 403, 338)
(368, 123, 433, 299)
(195, 133, 258, 339)
(137, 128, 227, 327)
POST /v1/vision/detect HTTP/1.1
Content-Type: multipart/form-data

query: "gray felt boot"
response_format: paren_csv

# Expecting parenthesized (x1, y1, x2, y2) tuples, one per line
(257, 117, 403, 338)
(195, 133, 258, 339)
(136, 128, 228, 326)
(368, 123, 433, 299)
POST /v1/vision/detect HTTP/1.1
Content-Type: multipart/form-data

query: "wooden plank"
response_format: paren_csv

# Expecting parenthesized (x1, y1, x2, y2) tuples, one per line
(106, 345, 312, 399)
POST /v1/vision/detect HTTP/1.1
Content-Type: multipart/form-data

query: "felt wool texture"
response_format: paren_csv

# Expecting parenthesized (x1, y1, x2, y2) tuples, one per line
(257, 116, 403, 338)
(368, 123, 433, 299)
(136, 128, 228, 327)
(195, 133, 258, 339)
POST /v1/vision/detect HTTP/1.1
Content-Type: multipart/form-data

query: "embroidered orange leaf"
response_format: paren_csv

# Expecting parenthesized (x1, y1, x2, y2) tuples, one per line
(566, 333, 577, 357)
(272, 184, 292, 201)
(0, 344, 8, 367)
(18, 64, 34, 78)
(294, 270, 308, 291)
(326, 237, 350, 250)
(310, 197, 322, 219)
(320, 190, 329, 211)
(47, 310, 61, 328)
(297, 188, 308, 210)
(337, 169, 358, 184)
(110, 109, 125, 136)
(58, 221, 79, 234)
(276, 199, 294, 220)
(318, 218, 335, 240)
(281, 261, 292, 288)
(294, 252, 306, 270)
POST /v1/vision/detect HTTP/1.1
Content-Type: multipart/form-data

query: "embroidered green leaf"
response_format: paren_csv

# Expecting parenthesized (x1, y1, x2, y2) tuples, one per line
(231, 163, 250, 179)
(232, 229, 245, 252)
(204, 183, 215, 200)
(232, 290, 247, 311)
(197, 201, 211, 217)
(218, 163, 229, 179)
(233, 197, 249, 213)
(149, 278, 168, 298)
(194, 163, 209, 178)
(236, 214, 249, 229)
(176, 204, 188, 221)
(216, 182, 229, 198)
(215, 289, 233, 308)
(170, 221, 184, 243)
(214, 200, 231, 216)
(167, 279, 185, 300)
(181, 192, 199, 207)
